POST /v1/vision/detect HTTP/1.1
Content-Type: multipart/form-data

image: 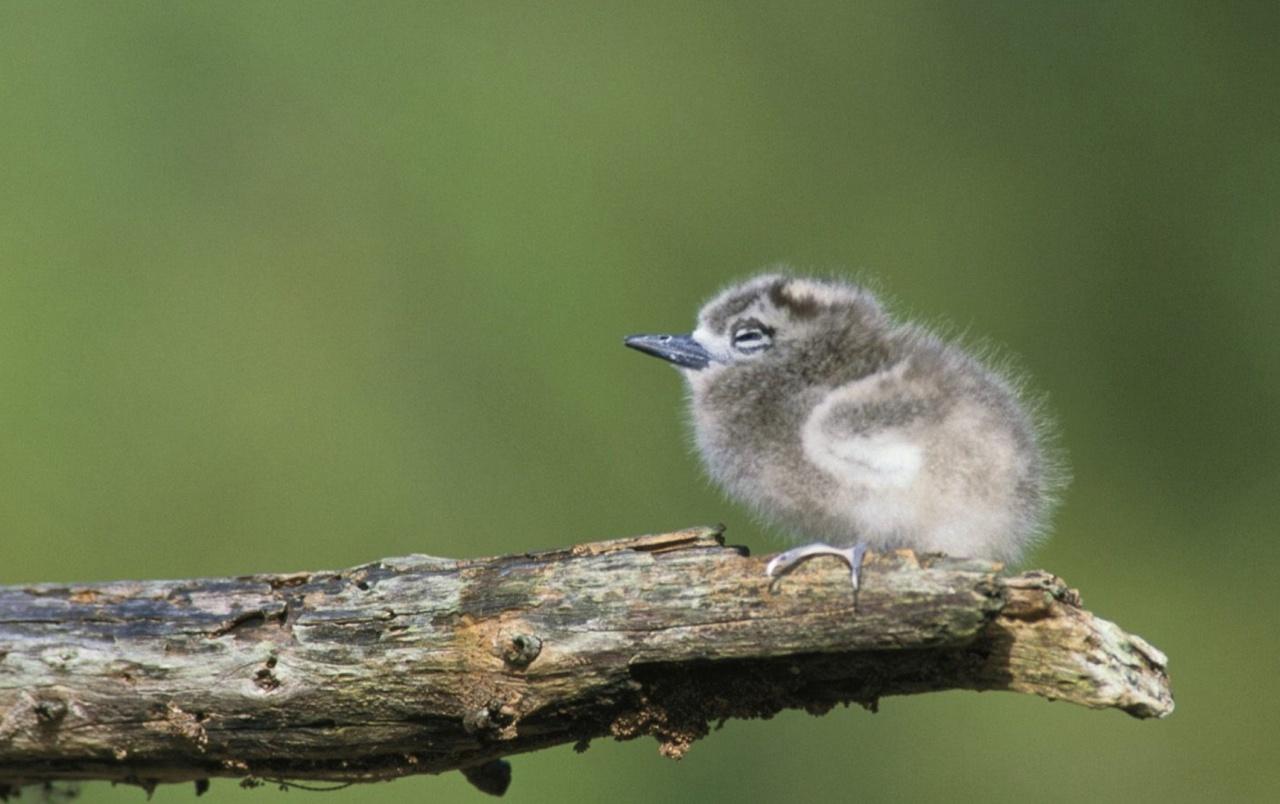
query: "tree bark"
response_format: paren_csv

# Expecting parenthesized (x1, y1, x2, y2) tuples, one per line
(0, 526, 1172, 796)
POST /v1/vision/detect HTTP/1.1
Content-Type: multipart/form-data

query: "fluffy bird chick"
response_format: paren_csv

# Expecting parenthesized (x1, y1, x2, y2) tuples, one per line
(625, 273, 1063, 590)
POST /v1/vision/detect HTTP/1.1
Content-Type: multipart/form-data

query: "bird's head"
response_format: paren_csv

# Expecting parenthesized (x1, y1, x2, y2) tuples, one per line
(625, 273, 890, 390)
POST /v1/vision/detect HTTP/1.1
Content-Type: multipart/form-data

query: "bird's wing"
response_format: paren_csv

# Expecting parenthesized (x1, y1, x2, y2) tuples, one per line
(800, 362, 933, 491)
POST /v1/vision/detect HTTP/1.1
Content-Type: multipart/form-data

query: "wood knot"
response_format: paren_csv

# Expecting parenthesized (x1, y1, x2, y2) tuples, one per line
(253, 656, 281, 691)
(462, 698, 520, 740)
(34, 699, 68, 725)
(500, 633, 542, 668)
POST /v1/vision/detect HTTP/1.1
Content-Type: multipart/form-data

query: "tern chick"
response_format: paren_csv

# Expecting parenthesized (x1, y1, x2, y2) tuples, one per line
(625, 273, 1063, 590)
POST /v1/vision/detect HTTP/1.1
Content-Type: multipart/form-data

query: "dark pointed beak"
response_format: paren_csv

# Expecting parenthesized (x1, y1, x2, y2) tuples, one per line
(624, 333, 714, 370)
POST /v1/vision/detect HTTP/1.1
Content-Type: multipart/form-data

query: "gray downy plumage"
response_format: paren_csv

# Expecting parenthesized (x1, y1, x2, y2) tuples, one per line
(625, 272, 1066, 587)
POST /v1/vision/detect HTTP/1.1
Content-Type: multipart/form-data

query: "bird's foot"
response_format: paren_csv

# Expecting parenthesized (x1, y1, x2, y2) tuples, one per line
(765, 542, 870, 591)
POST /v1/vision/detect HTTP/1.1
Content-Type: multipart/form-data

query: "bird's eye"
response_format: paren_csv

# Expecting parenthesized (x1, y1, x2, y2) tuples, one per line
(731, 327, 772, 354)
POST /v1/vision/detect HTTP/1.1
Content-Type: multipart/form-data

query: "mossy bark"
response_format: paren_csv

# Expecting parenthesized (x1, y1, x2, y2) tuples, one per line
(0, 526, 1172, 795)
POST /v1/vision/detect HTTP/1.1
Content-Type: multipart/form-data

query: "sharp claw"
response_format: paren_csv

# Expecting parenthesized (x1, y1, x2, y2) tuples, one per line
(848, 542, 869, 592)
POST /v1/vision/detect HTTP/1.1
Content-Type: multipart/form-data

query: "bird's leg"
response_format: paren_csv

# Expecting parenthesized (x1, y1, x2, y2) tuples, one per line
(765, 542, 870, 591)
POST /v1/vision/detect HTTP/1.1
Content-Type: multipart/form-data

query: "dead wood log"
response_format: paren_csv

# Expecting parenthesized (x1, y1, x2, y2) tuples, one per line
(0, 526, 1172, 796)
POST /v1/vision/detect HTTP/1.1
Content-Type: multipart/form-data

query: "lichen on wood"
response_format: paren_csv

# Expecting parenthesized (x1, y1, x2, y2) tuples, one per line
(0, 526, 1172, 796)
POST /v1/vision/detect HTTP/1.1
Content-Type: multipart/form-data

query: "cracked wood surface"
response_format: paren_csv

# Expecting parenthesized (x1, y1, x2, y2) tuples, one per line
(0, 526, 1172, 793)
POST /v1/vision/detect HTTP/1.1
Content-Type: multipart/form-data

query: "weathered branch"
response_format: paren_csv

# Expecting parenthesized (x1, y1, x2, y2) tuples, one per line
(0, 526, 1172, 796)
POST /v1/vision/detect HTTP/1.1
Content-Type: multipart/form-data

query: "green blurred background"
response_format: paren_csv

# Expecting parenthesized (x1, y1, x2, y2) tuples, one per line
(2, 1, 1276, 801)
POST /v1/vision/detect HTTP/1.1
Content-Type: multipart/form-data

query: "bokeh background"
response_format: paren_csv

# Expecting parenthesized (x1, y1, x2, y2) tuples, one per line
(2, 2, 1277, 802)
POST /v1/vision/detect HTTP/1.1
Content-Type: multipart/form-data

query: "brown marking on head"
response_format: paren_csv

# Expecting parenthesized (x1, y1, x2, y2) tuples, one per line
(768, 280, 821, 320)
